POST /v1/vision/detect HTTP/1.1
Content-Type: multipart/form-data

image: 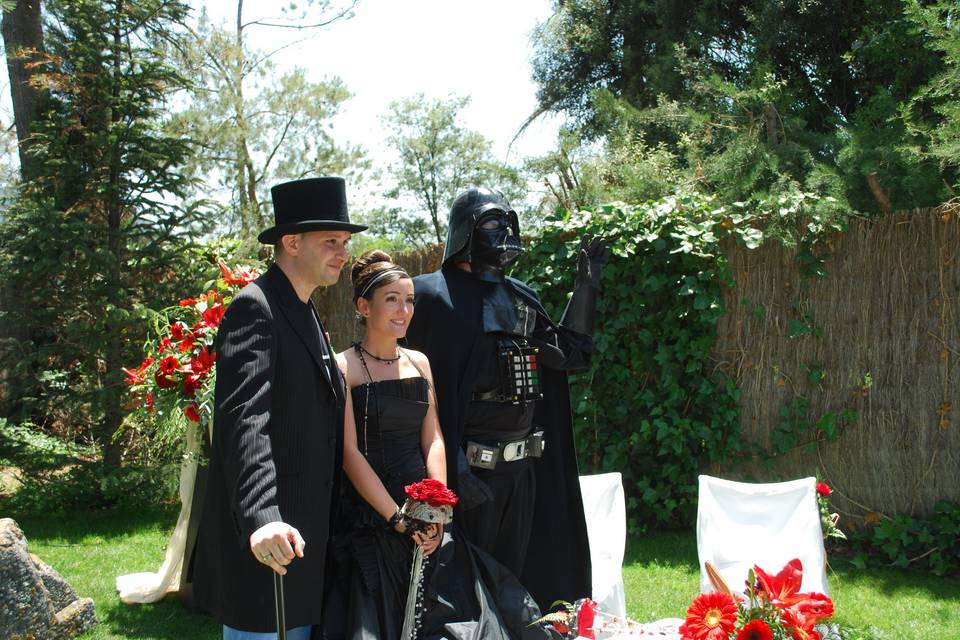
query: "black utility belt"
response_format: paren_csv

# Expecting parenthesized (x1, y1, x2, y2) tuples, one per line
(465, 431, 545, 470)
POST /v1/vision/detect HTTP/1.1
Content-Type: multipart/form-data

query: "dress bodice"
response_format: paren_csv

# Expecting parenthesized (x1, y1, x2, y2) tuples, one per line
(347, 376, 430, 513)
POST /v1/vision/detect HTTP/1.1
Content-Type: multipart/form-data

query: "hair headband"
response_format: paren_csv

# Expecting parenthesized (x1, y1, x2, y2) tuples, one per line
(357, 267, 408, 300)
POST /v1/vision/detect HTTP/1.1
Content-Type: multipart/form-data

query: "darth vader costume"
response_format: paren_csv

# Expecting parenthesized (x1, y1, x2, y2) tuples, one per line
(405, 188, 607, 611)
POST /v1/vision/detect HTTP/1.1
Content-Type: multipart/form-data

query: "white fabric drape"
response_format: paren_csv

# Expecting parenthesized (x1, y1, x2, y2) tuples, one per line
(116, 426, 201, 604)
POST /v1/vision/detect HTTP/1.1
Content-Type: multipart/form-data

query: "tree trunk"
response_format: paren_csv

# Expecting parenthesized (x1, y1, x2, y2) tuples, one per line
(2, 0, 44, 180)
(100, 0, 125, 469)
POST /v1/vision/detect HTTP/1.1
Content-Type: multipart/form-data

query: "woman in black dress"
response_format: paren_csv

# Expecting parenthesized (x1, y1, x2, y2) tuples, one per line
(328, 250, 547, 640)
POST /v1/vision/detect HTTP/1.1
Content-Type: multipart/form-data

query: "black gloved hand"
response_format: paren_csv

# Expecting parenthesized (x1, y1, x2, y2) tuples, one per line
(575, 235, 610, 289)
(457, 469, 494, 511)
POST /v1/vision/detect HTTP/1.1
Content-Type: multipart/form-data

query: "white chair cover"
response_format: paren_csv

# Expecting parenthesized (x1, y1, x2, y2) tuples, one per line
(696, 475, 828, 596)
(579, 472, 627, 618)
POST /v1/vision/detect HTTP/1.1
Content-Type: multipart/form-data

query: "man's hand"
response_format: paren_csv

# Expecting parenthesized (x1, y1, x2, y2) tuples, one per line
(575, 235, 610, 289)
(250, 521, 305, 575)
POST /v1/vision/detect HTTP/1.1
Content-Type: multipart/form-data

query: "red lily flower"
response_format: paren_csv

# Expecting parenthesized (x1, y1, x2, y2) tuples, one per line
(184, 403, 201, 423)
(781, 608, 822, 640)
(179, 297, 197, 307)
(183, 374, 201, 398)
(154, 369, 177, 389)
(219, 261, 258, 287)
(755, 558, 804, 608)
(122, 357, 154, 385)
(202, 303, 225, 329)
(190, 345, 216, 376)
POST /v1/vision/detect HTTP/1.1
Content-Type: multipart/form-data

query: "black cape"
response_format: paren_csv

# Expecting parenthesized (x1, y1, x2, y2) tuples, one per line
(406, 266, 592, 610)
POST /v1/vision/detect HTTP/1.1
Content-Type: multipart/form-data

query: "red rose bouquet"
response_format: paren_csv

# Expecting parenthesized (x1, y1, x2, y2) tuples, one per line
(680, 558, 835, 640)
(401, 478, 458, 525)
(122, 261, 259, 433)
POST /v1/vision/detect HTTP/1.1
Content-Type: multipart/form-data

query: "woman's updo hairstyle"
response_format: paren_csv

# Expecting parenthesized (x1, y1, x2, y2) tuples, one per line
(351, 250, 410, 305)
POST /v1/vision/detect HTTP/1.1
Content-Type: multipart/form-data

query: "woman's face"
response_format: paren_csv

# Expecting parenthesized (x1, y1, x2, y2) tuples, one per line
(359, 276, 415, 338)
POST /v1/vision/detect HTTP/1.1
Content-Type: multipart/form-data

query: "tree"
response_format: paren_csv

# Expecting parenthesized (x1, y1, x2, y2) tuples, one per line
(529, 0, 951, 213)
(0, 0, 210, 471)
(381, 93, 525, 247)
(1, 0, 44, 180)
(173, 1, 366, 244)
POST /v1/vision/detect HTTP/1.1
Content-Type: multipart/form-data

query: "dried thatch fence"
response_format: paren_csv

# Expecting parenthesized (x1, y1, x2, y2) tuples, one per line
(315, 209, 959, 522)
(713, 208, 959, 521)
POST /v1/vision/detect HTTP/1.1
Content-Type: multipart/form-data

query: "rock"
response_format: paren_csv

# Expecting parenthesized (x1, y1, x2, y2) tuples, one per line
(0, 518, 98, 640)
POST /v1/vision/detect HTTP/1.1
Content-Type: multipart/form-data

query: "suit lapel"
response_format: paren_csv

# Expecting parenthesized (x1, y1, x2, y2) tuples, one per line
(264, 265, 335, 394)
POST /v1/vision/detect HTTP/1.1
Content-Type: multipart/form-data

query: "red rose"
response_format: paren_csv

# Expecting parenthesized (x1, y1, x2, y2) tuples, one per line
(170, 323, 185, 340)
(816, 483, 831, 497)
(184, 403, 201, 423)
(404, 478, 458, 507)
(737, 620, 773, 640)
(158, 355, 180, 375)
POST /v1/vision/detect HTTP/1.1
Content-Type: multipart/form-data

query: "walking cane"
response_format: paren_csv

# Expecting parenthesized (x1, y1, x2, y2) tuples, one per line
(273, 571, 286, 640)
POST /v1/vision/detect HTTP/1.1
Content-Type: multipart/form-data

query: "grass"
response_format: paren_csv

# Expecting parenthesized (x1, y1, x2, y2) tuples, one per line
(7, 506, 218, 639)
(5, 508, 960, 639)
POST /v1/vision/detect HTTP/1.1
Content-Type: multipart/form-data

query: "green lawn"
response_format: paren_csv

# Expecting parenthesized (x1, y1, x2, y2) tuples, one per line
(6, 508, 960, 639)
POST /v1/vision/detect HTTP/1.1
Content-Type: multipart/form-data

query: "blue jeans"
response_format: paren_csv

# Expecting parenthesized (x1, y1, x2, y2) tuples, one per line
(223, 625, 311, 640)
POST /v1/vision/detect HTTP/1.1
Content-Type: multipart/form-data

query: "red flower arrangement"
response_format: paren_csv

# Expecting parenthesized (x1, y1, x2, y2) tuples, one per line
(680, 559, 835, 640)
(122, 261, 260, 427)
(404, 478, 458, 507)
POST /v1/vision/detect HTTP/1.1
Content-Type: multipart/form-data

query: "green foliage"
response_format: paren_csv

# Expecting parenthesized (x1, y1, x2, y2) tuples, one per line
(530, 0, 954, 214)
(513, 193, 744, 526)
(849, 500, 960, 577)
(0, 418, 95, 473)
(0, 0, 212, 469)
(380, 93, 525, 247)
(1, 461, 179, 512)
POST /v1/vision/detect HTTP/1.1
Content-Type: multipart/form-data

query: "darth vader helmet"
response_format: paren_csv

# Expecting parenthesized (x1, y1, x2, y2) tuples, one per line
(442, 187, 522, 283)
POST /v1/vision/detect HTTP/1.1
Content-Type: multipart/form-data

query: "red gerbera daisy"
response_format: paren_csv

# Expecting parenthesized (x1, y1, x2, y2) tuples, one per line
(679, 592, 738, 640)
(737, 619, 773, 640)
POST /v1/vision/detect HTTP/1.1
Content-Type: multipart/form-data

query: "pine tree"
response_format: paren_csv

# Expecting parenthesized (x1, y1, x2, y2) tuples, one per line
(0, 0, 210, 473)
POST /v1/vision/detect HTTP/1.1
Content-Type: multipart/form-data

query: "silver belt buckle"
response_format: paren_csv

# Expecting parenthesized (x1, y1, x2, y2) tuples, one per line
(502, 439, 526, 462)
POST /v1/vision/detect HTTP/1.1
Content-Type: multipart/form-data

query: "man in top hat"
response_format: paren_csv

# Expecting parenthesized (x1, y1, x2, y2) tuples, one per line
(192, 177, 365, 639)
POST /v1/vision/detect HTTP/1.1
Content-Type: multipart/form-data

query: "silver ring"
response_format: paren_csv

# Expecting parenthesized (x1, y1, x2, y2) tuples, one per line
(261, 553, 273, 562)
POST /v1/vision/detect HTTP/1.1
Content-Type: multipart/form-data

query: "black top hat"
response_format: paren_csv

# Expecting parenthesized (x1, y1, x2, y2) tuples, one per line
(258, 176, 368, 244)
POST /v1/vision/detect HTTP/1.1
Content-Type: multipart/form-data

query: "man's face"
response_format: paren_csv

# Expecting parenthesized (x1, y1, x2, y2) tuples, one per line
(294, 230, 352, 287)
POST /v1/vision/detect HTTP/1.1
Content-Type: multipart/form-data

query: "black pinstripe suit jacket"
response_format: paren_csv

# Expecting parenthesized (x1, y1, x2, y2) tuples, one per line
(193, 263, 345, 632)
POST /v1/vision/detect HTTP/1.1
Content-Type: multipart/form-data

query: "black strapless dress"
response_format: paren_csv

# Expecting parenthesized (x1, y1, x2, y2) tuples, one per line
(325, 377, 548, 640)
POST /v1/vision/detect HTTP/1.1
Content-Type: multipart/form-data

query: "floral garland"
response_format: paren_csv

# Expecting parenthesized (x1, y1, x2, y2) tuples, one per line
(122, 261, 259, 428)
